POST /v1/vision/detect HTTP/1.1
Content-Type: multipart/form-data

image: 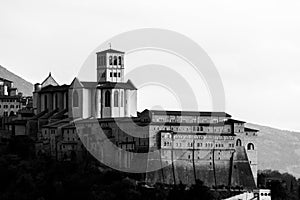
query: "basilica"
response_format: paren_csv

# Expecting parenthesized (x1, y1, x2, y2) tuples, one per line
(15, 48, 258, 189)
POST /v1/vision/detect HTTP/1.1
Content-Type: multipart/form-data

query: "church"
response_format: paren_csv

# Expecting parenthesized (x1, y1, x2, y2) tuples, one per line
(29, 48, 258, 189)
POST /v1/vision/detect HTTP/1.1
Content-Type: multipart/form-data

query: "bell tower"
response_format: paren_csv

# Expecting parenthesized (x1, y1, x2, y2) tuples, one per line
(95, 48, 137, 118)
(96, 48, 125, 83)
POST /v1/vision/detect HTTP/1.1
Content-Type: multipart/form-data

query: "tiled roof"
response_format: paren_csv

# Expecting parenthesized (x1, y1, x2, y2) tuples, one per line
(97, 80, 137, 90)
(50, 108, 68, 120)
(61, 123, 76, 129)
(40, 109, 59, 119)
(96, 49, 124, 54)
(146, 109, 231, 117)
(42, 118, 71, 128)
(81, 81, 97, 88)
(30, 110, 48, 120)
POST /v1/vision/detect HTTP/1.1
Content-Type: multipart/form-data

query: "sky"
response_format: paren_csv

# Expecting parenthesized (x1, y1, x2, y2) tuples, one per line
(0, 0, 300, 131)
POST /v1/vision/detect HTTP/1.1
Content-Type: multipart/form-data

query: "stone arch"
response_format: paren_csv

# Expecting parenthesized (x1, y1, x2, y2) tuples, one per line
(247, 143, 255, 150)
(236, 139, 242, 146)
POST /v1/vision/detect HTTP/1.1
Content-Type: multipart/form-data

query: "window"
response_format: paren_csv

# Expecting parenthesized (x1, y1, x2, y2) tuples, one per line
(118, 56, 122, 65)
(54, 94, 58, 108)
(120, 91, 124, 107)
(110, 72, 112, 77)
(247, 143, 255, 150)
(236, 139, 242, 146)
(73, 90, 79, 107)
(105, 90, 111, 107)
(118, 72, 121, 77)
(113, 56, 117, 65)
(109, 56, 112, 65)
(114, 72, 117, 77)
(44, 95, 48, 110)
(114, 91, 119, 107)
(10, 105, 14, 108)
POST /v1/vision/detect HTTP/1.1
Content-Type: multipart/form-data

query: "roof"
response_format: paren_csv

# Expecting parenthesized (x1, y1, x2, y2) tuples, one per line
(61, 123, 76, 129)
(41, 72, 59, 87)
(97, 80, 137, 90)
(40, 109, 59, 119)
(6, 119, 27, 125)
(244, 127, 259, 132)
(50, 108, 68, 120)
(146, 109, 231, 117)
(225, 118, 246, 124)
(96, 49, 124, 54)
(38, 84, 69, 93)
(0, 95, 21, 99)
(81, 81, 97, 88)
(30, 109, 48, 120)
(0, 77, 12, 82)
(42, 118, 71, 128)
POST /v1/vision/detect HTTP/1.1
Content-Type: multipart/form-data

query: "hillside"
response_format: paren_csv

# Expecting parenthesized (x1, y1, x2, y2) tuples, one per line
(246, 123, 300, 178)
(0, 65, 33, 96)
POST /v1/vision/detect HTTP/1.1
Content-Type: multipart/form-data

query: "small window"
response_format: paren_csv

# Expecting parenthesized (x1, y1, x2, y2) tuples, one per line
(247, 143, 255, 150)
(114, 91, 119, 107)
(73, 90, 79, 107)
(118, 56, 122, 65)
(110, 72, 112, 77)
(105, 90, 111, 107)
(120, 91, 124, 107)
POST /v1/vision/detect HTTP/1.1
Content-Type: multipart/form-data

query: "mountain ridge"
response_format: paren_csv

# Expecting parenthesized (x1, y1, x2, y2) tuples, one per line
(247, 123, 300, 178)
(0, 65, 33, 96)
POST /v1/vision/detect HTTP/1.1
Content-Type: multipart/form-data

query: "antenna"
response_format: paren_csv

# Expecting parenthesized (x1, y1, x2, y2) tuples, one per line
(109, 43, 112, 49)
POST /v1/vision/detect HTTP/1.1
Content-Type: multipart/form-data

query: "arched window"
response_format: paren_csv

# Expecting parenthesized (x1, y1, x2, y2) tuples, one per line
(73, 90, 79, 107)
(247, 143, 254, 150)
(54, 94, 58, 109)
(120, 91, 124, 107)
(105, 90, 111, 107)
(118, 56, 122, 65)
(113, 56, 117, 65)
(114, 91, 119, 107)
(44, 95, 48, 110)
(236, 139, 242, 146)
(109, 56, 112, 65)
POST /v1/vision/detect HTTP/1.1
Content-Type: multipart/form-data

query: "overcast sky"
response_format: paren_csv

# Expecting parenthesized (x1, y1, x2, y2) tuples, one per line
(1, 0, 300, 131)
